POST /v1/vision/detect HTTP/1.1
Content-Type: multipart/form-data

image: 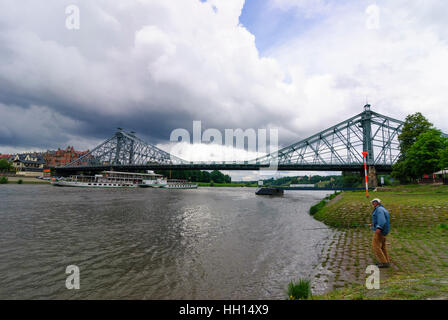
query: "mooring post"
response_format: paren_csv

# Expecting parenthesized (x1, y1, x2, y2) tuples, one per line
(362, 152, 369, 197)
(368, 166, 378, 188)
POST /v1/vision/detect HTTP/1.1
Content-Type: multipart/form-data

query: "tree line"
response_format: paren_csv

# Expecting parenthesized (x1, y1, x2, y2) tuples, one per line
(262, 174, 364, 188)
(392, 112, 448, 183)
(154, 169, 231, 183)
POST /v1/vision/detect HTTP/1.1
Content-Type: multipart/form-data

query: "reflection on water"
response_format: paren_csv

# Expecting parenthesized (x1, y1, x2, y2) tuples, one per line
(0, 185, 333, 299)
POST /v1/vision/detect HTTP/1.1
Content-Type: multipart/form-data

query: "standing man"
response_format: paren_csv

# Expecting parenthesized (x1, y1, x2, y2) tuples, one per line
(370, 198, 390, 268)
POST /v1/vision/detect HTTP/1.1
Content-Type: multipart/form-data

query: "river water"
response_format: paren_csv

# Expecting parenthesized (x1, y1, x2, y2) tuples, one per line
(0, 185, 334, 299)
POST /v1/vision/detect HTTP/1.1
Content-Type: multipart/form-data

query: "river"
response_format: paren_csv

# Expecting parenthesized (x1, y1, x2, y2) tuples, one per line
(0, 185, 334, 299)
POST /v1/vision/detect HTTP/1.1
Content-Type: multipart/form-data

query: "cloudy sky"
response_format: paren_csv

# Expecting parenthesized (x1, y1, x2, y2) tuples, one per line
(1, 0, 448, 180)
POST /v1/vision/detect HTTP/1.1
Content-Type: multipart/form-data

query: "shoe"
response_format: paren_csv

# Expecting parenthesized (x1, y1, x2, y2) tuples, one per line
(376, 263, 390, 268)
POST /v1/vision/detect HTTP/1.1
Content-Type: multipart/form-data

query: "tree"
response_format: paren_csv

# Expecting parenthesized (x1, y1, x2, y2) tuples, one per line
(403, 129, 445, 179)
(392, 112, 433, 183)
(201, 171, 209, 182)
(0, 159, 12, 172)
(439, 138, 448, 169)
(440, 139, 448, 183)
(398, 112, 432, 156)
(153, 169, 230, 183)
(391, 160, 410, 184)
(341, 171, 362, 187)
(210, 170, 225, 183)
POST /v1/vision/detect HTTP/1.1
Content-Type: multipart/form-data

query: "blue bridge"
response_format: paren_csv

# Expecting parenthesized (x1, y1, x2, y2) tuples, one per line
(56, 104, 408, 185)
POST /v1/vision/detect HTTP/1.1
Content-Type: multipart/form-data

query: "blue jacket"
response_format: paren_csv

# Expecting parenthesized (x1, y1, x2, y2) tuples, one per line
(371, 204, 390, 236)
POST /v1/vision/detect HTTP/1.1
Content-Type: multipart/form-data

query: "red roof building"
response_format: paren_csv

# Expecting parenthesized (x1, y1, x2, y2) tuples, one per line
(0, 154, 12, 160)
(44, 146, 89, 167)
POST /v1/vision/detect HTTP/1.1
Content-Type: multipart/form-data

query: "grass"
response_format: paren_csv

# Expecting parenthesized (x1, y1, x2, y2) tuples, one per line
(288, 279, 312, 300)
(310, 184, 448, 299)
(309, 191, 341, 215)
(310, 200, 327, 215)
(313, 273, 448, 300)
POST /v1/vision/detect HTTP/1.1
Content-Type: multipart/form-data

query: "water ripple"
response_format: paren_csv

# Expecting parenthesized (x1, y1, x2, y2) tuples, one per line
(1, 185, 332, 299)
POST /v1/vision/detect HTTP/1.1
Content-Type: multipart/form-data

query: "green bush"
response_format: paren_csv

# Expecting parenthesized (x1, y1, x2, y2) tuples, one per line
(0, 176, 8, 184)
(17, 179, 23, 184)
(310, 200, 326, 215)
(310, 191, 341, 215)
(327, 193, 336, 201)
(0, 159, 12, 172)
(288, 278, 312, 300)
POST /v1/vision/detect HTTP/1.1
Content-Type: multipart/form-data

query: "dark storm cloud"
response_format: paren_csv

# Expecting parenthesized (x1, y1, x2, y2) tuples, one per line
(0, 0, 305, 153)
(3, 0, 447, 157)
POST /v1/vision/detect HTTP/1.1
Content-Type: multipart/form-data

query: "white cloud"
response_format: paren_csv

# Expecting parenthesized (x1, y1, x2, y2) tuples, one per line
(157, 141, 262, 162)
(267, 0, 448, 133)
(0, 0, 306, 148)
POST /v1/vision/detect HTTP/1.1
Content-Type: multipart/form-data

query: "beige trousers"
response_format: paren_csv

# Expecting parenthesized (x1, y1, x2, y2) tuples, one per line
(372, 232, 390, 264)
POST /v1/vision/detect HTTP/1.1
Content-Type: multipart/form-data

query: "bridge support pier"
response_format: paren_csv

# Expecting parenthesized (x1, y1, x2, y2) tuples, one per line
(368, 166, 378, 188)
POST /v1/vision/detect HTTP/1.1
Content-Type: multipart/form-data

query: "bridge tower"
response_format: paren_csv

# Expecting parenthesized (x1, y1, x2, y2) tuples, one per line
(114, 128, 123, 164)
(129, 131, 136, 164)
(361, 104, 378, 187)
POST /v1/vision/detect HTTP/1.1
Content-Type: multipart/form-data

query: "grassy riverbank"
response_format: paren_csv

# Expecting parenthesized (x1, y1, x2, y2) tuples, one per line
(310, 185, 448, 300)
(0, 176, 50, 184)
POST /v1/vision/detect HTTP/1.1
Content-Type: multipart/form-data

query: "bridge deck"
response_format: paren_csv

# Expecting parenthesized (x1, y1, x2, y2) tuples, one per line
(55, 163, 393, 174)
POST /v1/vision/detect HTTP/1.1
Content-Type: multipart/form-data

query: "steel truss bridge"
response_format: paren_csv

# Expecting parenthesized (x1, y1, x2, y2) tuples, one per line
(56, 105, 405, 176)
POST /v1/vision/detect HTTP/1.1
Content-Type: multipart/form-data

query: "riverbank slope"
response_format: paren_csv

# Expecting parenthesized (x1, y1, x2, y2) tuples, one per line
(311, 185, 448, 299)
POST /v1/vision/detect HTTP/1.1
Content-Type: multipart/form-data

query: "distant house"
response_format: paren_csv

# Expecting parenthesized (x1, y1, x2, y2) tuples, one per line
(434, 169, 448, 177)
(12, 153, 45, 176)
(434, 169, 448, 185)
(418, 170, 447, 184)
(43, 146, 89, 167)
(0, 154, 12, 160)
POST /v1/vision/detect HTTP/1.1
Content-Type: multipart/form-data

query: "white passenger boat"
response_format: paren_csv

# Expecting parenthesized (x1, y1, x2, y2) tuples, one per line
(163, 179, 198, 189)
(51, 171, 167, 188)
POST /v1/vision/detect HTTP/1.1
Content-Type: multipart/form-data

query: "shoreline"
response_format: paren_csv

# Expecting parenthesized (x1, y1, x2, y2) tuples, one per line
(0, 178, 256, 187)
(1, 176, 50, 184)
(309, 185, 448, 299)
(197, 182, 257, 187)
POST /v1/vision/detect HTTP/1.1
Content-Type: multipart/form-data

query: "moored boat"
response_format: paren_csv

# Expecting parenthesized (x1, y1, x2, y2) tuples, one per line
(255, 187, 284, 196)
(51, 171, 167, 188)
(51, 171, 199, 189)
(162, 179, 198, 189)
